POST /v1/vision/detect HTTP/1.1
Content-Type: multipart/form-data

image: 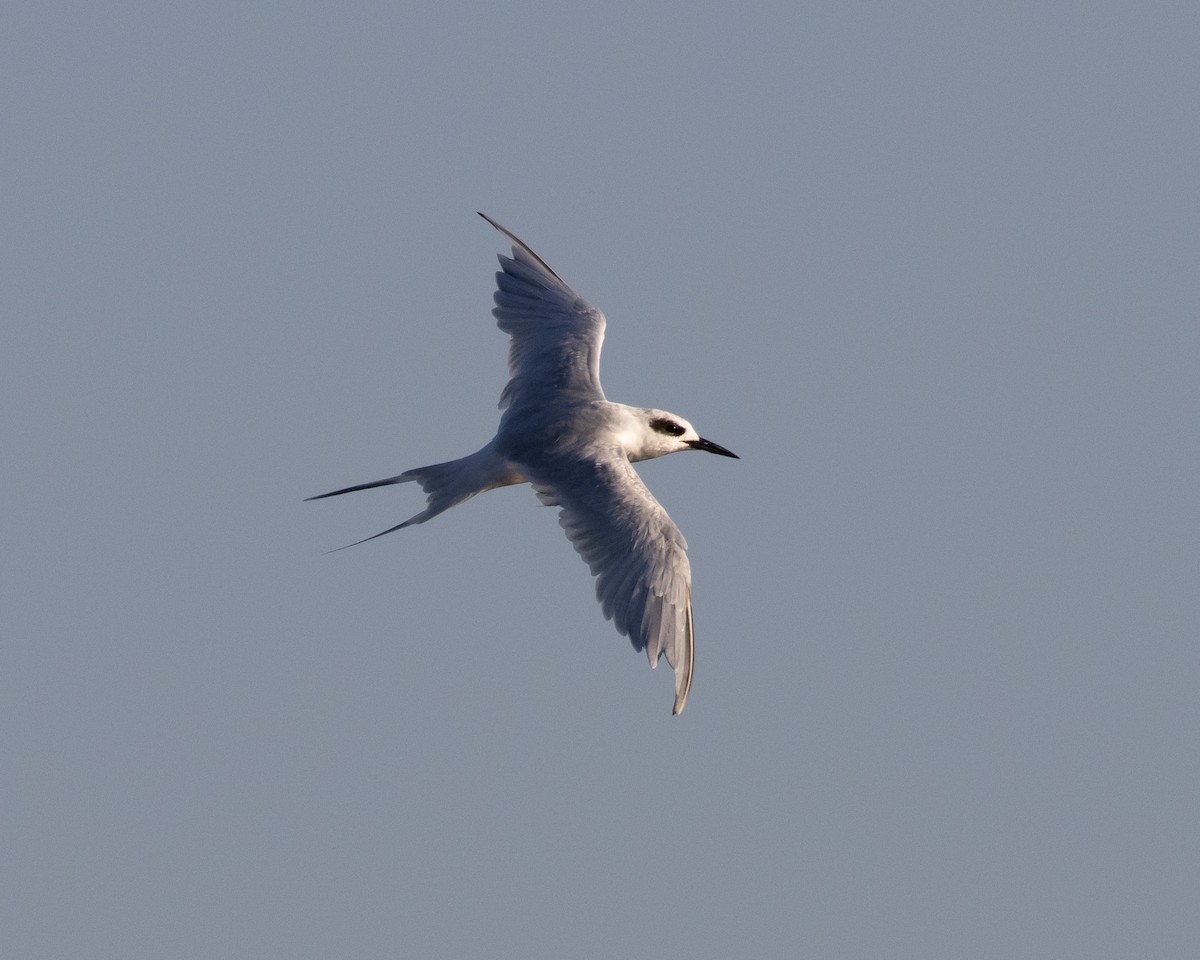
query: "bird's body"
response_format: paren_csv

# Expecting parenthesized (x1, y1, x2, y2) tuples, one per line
(309, 214, 737, 714)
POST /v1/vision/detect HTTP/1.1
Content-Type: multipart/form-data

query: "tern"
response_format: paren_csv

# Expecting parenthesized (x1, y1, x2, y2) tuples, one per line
(308, 213, 738, 714)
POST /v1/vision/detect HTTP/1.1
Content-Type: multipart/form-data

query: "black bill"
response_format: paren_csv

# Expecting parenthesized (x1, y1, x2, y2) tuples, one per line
(686, 437, 739, 458)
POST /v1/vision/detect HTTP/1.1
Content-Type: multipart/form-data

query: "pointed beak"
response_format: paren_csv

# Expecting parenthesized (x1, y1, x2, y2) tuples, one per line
(686, 437, 739, 459)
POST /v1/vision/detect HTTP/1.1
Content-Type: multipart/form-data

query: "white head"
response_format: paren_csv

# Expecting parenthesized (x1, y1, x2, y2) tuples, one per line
(622, 407, 739, 463)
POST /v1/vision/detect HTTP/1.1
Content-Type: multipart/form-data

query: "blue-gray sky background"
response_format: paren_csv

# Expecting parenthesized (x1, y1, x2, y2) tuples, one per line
(4, 2, 1198, 957)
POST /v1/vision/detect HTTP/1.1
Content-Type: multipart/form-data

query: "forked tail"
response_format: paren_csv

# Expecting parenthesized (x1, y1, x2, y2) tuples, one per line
(307, 443, 524, 549)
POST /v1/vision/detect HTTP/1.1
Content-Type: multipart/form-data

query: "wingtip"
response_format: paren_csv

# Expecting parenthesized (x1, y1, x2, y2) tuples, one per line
(477, 210, 504, 234)
(476, 211, 565, 283)
(670, 592, 695, 715)
(671, 673, 689, 714)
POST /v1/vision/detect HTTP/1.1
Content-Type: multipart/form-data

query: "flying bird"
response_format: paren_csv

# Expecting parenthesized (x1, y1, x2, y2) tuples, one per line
(308, 213, 738, 714)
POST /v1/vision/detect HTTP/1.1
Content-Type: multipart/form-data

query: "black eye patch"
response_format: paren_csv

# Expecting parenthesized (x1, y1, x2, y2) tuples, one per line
(649, 417, 686, 437)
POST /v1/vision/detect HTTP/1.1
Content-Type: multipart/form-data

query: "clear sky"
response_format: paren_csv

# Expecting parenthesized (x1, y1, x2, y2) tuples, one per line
(4, 1, 1198, 957)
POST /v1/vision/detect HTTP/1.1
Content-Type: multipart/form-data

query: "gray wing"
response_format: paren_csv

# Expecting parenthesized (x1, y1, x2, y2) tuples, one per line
(530, 454, 695, 715)
(479, 213, 607, 411)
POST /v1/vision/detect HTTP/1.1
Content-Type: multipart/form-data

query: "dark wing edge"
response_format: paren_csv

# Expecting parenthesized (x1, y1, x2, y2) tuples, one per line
(478, 212, 565, 283)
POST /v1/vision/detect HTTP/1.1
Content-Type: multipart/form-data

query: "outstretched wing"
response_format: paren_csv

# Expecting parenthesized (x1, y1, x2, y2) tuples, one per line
(529, 453, 694, 715)
(479, 213, 607, 411)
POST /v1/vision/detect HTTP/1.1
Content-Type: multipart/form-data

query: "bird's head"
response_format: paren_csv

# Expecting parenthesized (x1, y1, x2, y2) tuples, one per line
(624, 408, 739, 463)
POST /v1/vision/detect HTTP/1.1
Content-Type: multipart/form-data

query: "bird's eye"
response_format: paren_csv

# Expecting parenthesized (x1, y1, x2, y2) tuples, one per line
(649, 417, 686, 437)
